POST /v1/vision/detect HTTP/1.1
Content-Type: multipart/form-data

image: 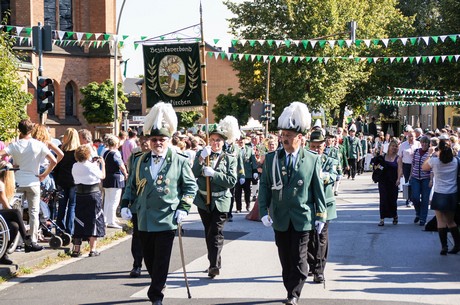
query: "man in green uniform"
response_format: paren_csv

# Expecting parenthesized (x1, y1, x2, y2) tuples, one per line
(236, 137, 258, 212)
(121, 103, 197, 305)
(259, 102, 327, 305)
(306, 130, 338, 284)
(325, 133, 348, 196)
(192, 116, 238, 278)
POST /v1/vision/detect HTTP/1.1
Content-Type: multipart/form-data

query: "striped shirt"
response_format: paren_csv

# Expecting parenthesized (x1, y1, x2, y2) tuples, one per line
(411, 148, 431, 180)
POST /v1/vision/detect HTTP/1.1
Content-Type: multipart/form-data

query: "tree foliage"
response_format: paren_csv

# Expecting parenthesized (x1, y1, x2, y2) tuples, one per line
(0, 17, 33, 141)
(177, 111, 202, 129)
(79, 80, 127, 124)
(213, 91, 251, 126)
(224, 0, 415, 125)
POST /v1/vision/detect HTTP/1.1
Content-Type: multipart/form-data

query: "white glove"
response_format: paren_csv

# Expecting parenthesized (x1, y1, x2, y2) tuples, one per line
(239, 178, 246, 185)
(200, 146, 212, 159)
(253, 173, 259, 180)
(121, 207, 132, 221)
(203, 166, 215, 177)
(175, 209, 188, 224)
(315, 220, 326, 234)
(261, 215, 273, 227)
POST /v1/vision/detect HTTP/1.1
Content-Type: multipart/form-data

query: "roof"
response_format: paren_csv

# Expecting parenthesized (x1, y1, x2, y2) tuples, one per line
(123, 78, 142, 96)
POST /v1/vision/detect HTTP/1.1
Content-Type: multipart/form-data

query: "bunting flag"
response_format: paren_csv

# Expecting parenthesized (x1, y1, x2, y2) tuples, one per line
(203, 50, 460, 65)
(143, 43, 202, 109)
(2, 24, 460, 51)
(367, 98, 460, 107)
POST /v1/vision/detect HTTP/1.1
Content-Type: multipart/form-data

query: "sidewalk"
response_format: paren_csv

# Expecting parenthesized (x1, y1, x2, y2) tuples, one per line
(0, 225, 124, 278)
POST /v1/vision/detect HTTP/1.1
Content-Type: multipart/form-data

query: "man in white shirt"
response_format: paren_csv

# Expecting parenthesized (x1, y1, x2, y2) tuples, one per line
(0, 119, 57, 251)
(398, 129, 421, 207)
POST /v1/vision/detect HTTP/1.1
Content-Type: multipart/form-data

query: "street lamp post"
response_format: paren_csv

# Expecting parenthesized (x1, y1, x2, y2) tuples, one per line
(113, 0, 128, 135)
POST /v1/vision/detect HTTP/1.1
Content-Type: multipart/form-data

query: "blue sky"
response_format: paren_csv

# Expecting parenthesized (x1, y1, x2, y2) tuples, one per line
(117, 0, 244, 78)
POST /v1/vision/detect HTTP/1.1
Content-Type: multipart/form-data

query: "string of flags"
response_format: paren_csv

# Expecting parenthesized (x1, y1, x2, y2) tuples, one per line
(2, 24, 460, 50)
(368, 88, 460, 107)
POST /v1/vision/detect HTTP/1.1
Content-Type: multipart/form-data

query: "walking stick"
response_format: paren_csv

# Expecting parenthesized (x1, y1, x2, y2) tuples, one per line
(178, 223, 192, 298)
(316, 228, 326, 290)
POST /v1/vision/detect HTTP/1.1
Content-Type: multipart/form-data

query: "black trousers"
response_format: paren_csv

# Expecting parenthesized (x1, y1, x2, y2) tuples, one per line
(274, 222, 310, 299)
(198, 207, 227, 269)
(307, 221, 329, 275)
(348, 158, 357, 178)
(0, 209, 27, 248)
(131, 213, 143, 268)
(357, 158, 365, 174)
(235, 179, 251, 211)
(139, 230, 175, 302)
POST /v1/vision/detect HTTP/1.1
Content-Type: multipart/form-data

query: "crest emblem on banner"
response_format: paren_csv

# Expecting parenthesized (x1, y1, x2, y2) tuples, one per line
(143, 43, 202, 110)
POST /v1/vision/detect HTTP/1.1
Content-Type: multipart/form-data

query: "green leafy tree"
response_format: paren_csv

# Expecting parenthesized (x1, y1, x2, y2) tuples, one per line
(213, 92, 251, 125)
(225, 0, 414, 125)
(0, 17, 33, 141)
(177, 111, 202, 129)
(79, 80, 127, 124)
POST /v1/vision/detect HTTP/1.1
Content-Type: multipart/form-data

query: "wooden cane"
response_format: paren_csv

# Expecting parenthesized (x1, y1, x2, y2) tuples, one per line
(178, 223, 192, 298)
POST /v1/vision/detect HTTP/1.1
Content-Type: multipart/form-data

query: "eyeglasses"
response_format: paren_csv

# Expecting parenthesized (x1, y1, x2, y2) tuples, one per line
(151, 138, 167, 143)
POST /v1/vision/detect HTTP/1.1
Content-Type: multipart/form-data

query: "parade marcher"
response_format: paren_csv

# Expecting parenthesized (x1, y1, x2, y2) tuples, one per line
(307, 130, 338, 284)
(357, 132, 367, 175)
(259, 102, 327, 305)
(120, 135, 151, 278)
(121, 102, 197, 305)
(235, 136, 258, 212)
(192, 116, 238, 278)
(343, 126, 362, 180)
(369, 116, 378, 139)
(227, 134, 245, 222)
(325, 133, 347, 196)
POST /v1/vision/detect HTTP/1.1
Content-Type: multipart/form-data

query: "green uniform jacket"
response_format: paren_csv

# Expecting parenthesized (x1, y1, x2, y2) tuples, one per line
(120, 150, 145, 213)
(122, 148, 198, 232)
(226, 143, 245, 180)
(192, 150, 237, 213)
(241, 145, 258, 179)
(259, 148, 327, 232)
(343, 136, 362, 159)
(320, 154, 338, 221)
(327, 145, 348, 175)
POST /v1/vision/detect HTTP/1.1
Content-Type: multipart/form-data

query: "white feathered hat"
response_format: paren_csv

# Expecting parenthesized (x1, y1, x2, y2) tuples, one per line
(208, 115, 240, 142)
(143, 102, 177, 137)
(277, 102, 311, 134)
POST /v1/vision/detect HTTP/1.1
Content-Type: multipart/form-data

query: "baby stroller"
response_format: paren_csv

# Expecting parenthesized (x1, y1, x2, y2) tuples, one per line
(39, 188, 72, 249)
(21, 187, 72, 249)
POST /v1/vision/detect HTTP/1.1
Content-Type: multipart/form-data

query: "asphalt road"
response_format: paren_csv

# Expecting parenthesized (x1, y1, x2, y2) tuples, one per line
(0, 172, 458, 305)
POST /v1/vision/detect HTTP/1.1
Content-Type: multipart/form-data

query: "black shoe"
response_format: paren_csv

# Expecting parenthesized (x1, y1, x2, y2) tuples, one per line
(440, 247, 448, 255)
(0, 254, 13, 265)
(419, 221, 426, 226)
(88, 251, 100, 257)
(246, 204, 250, 211)
(70, 251, 81, 258)
(130, 267, 141, 278)
(208, 267, 220, 278)
(152, 300, 163, 305)
(393, 216, 398, 225)
(334, 191, 338, 196)
(378, 219, 384, 226)
(414, 216, 420, 223)
(228, 218, 233, 222)
(25, 242, 44, 253)
(313, 273, 325, 283)
(448, 246, 460, 254)
(284, 297, 298, 305)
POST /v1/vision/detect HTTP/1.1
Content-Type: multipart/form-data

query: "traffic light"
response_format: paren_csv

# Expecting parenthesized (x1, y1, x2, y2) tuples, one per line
(262, 102, 275, 122)
(37, 77, 54, 114)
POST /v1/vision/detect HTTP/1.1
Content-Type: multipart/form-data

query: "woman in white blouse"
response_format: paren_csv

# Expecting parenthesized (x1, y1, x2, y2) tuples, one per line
(71, 145, 106, 257)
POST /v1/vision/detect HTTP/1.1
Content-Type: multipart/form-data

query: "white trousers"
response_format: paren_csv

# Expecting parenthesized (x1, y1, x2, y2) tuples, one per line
(103, 187, 122, 225)
(17, 185, 41, 243)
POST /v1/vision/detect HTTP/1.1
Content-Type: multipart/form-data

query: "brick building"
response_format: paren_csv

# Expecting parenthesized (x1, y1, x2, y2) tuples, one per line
(2, 1, 240, 138)
(3, 0, 119, 138)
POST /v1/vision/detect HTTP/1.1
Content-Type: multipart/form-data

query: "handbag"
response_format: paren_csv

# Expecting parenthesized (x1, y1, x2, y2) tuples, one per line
(371, 166, 383, 183)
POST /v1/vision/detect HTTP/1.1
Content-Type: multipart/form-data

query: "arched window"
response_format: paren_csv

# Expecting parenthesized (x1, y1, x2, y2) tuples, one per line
(65, 82, 75, 116)
(44, 0, 73, 31)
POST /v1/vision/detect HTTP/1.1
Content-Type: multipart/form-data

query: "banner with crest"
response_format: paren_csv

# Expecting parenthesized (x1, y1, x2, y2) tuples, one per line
(143, 43, 202, 110)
